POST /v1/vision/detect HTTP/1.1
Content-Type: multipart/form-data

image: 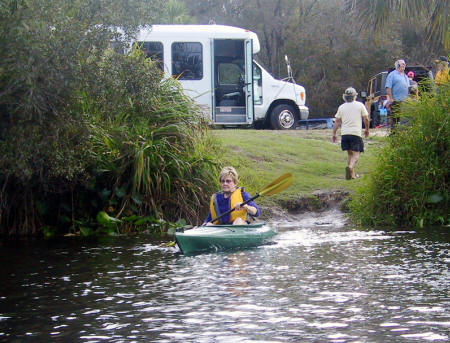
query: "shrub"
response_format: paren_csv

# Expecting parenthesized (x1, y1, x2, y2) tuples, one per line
(80, 48, 219, 229)
(0, 0, 219, 235)
(349, 81, 449, 228)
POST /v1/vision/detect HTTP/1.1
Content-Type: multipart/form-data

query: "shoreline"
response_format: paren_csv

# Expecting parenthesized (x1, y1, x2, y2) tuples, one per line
(260, 189, 350, 222)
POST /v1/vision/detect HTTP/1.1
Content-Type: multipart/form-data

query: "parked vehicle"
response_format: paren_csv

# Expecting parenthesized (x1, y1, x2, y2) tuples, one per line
(361, 66, 433, 128)
(133, 25, 309, 129)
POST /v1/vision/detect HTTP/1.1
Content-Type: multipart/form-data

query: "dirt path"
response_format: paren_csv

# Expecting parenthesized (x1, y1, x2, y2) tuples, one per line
(260, 189, 350, 222)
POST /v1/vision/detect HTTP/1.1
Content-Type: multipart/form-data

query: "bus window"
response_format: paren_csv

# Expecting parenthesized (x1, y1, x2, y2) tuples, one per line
(172, 42, 203, 80)
(253, 63, 262, 105)
(136, 41, 164, 70)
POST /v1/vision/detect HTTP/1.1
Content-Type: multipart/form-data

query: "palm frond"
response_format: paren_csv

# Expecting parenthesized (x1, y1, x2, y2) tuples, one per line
(344, 0, 449, 49)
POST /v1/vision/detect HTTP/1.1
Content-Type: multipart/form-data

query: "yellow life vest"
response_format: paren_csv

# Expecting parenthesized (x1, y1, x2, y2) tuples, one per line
(435, 67, 450, 85)
(209, 187, 247, 224)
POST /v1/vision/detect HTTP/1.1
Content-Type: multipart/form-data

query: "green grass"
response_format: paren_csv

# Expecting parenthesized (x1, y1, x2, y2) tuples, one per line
(211, 129, 386, 207)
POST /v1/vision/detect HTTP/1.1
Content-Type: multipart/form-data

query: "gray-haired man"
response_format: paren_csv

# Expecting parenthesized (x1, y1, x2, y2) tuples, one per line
(385, 59, 410, 125)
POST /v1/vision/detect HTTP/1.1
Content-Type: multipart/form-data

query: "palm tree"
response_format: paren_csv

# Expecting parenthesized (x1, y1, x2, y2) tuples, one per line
(162, 0, 195, 24)
(344, 0, 449, 50)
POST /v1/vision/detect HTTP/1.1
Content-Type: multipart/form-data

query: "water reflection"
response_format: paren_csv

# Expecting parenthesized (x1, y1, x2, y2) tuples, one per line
(0, 223, 449, 342)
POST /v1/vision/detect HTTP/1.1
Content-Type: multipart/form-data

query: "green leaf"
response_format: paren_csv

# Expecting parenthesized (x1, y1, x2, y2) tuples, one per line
(43, 226, 57, 239)
(99, 225, 117, 236)
(131, 194, 142, 205)
(417, 218, 424, 229)
(114, 186, 126, 198)
(175, 218, 187, 226)
(427, 193, 443, 204)
(96, 211, 121, 227)
(99, 188, 111, 200)
(122, 215, 140, 222)
(80, 227, 94, 236)
(134, 216, 153, 225)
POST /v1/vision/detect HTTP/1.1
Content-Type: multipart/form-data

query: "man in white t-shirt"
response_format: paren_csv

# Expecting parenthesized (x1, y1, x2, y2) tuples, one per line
(332, 87, 369, 180)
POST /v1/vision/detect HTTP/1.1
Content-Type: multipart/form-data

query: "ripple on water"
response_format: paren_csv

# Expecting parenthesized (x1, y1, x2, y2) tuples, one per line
(272, 228, 392, 249)
(0, 222, 448, 342)
(401, 332, 448, 341)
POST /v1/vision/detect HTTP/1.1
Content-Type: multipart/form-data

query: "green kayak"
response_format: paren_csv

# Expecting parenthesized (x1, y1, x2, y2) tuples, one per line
(174, 222, 277, 255)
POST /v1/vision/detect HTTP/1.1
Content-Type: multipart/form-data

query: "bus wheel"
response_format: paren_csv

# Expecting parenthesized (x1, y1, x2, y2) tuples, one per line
(270, 104, 297, 130)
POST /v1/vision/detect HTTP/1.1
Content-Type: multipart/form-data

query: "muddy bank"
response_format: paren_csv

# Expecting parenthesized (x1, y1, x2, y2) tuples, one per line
(260, 189, 350, 222)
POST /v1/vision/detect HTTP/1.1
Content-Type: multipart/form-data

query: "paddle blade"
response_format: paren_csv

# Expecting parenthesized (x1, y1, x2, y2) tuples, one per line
(259, 173, 293, 196)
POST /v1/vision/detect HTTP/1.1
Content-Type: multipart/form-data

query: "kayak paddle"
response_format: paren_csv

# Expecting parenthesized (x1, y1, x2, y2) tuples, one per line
(207, 172, 293, 224)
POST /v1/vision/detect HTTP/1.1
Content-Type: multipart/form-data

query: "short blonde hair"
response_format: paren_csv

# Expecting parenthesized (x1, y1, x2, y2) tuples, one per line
(219, 166, 238, 184)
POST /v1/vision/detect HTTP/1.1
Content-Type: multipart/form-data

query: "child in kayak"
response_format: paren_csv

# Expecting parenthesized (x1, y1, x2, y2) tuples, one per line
(204, 166, 260, 225)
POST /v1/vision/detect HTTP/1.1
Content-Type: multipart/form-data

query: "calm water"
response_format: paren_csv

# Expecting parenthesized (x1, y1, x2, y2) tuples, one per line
(1, 212, 449, 342)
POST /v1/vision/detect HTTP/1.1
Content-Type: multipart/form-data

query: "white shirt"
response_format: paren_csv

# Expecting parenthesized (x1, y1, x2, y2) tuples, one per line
(335, 101, 369, 137)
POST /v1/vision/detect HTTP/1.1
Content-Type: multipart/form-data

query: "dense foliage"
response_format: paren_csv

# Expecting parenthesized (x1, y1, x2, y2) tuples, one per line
(349, 82, 449, 228)
(181, 0, 448, 117)
(345, 0, 449, 50)
(0, 0, 219, 235)
(78, 49, 219, 233)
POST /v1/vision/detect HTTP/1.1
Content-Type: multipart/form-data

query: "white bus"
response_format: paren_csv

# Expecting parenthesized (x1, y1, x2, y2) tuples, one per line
(135, 25, 309, 129)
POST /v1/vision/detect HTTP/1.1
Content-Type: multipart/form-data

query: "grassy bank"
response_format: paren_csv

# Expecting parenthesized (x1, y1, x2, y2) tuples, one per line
(211, 128, 387, 209)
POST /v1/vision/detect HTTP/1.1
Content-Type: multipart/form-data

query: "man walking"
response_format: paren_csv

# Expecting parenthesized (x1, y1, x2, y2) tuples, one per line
(385, 59, 410, 125)
(332, 87, 369, 180)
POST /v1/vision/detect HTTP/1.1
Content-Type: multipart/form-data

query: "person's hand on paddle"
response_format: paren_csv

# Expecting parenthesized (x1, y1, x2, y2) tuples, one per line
(235, 202, 257, 216)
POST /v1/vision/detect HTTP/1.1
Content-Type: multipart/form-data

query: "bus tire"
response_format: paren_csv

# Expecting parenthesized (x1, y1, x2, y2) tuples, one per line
(270, 104, 297, 130)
